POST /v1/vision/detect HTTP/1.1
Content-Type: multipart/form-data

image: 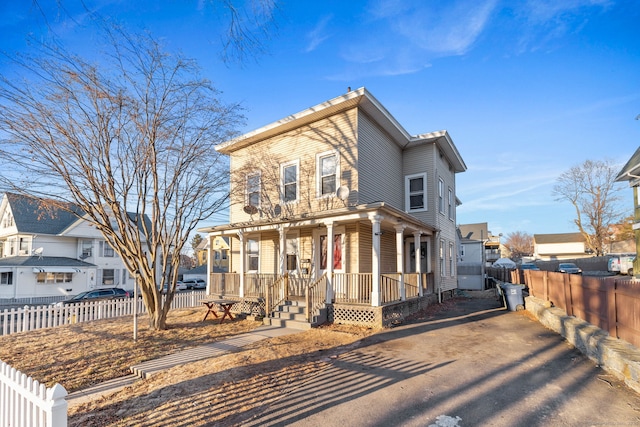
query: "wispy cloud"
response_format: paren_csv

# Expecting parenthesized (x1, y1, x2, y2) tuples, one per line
(305, 15, 333, 53)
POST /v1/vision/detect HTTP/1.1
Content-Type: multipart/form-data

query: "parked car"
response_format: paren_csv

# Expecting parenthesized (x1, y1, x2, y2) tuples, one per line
(162, 281, 188, 293)
(556, 263, 582, 274)
(608, 254, 635, 276)
(520, 263, 540, 270)
(53, 288, 131, 306)
(183, 279, 206, 290)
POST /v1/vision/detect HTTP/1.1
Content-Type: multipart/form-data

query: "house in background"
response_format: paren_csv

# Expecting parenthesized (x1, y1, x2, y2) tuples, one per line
(200, 87, 467, 327)
(533, 232, 590, 261)
(0, 193, 138, 299)
(196, 236, 230, 272)
(615, 146, 640, 278)
(456, 222, 501, 290)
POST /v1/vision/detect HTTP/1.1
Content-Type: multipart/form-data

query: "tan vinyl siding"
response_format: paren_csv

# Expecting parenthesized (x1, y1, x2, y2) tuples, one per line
(402, 144, 436, 224)
(259, 231, 279, 273)
(358, 111, 403, 208)
(358, 221, 373, 274)
(379, 232, 397, 273)
(344, 223, 358, 273)
(228, 109, 359, 223)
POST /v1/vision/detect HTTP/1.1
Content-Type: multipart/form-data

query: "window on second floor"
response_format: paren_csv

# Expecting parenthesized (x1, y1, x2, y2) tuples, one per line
(405, 173, 427, 212)
(100, 241, 115, 257)
(438, 178, 445, 214)
(246, 172, 261, 207)
(448, 187, 454, 220)
(317, 151, 338, 197)
(281, 161, 299, 203)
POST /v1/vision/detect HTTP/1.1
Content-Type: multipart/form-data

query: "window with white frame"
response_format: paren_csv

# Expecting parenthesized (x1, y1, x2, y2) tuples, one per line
(0, 272, 13, 285)
(449, 242, 455, 277)
(438, 178, 444, 213)
(317, 151, 338, 196)
(439, 239, 445, 277)
(448, 187, 454, 220)
(19, 237, 29, 255)
(102, 269, 115, 286)
(81, 240, 93, 258)
(100, 241, 115, 257)
(405, 173, 427, 212)
(281, 160, 299, 203)
(246, 172, 261, 207)
(36, 272, 72, 284)
(247, 238, 259, 271)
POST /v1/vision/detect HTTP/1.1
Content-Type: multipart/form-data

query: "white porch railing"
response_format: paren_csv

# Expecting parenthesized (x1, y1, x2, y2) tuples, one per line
(0, 359, 67, 427)
(0, 291, 206, 336)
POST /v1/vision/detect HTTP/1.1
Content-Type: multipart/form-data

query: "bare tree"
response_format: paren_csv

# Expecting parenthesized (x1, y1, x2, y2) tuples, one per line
(503, 231, 533, 262)
(552, 159, 625, 256)
(0, 26, 243, 330)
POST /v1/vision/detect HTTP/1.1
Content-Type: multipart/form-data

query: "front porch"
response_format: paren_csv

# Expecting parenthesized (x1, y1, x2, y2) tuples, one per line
(208, 271, 437, 328)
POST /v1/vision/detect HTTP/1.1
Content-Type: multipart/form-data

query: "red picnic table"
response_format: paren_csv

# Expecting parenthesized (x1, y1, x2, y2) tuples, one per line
(201, 299, 237, 324)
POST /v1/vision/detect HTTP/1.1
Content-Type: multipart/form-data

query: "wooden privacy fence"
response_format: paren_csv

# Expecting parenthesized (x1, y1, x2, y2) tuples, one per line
(0, 360, 67, 427)
(524, 270, 640, 348)
(0, 290, 205, 336)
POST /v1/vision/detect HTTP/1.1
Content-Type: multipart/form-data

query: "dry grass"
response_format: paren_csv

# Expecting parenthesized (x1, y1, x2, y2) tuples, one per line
(0, 308, 376, 426)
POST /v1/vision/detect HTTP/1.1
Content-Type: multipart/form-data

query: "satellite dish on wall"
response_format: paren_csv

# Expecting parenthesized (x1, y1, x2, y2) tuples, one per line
(243, 205, 258, 215)
(273, 204, 282, 217)
(336, 186, 350, 201)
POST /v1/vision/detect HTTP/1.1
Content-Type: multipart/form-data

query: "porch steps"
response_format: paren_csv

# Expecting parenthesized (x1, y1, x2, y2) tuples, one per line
(264, 300, 327, 330)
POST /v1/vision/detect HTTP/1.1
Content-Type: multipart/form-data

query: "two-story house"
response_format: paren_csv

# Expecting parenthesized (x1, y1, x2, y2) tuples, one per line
(0, 193, 138, 300)
(200, 88, 467, 327)
(533, 232, 590, 261)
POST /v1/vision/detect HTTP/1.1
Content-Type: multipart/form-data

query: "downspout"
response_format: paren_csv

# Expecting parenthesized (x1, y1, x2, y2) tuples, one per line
(436, 230, 442, 304)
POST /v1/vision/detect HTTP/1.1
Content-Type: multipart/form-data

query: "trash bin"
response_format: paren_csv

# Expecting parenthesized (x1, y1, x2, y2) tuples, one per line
(500, 283, 525, 311)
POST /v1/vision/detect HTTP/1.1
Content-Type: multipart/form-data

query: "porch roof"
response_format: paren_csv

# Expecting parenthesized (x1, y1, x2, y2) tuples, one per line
(198, 202, 437, 236)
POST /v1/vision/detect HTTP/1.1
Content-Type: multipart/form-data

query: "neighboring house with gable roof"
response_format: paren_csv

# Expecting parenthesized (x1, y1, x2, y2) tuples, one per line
(533, 232, 590, 261)
(0, 193, 139, 299)
(200, 88, 467, 327)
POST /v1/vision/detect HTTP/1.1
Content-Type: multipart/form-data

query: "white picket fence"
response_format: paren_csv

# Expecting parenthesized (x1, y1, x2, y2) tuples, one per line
(0, 290, 206, 336)
(0, 360, 67, 427)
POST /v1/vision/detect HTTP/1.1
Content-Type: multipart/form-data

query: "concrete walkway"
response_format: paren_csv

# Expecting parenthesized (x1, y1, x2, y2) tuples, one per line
(66, 324, 304, 407)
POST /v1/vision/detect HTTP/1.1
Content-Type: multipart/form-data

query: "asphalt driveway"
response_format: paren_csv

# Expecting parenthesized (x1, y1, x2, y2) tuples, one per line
(240, 297, 640, 426)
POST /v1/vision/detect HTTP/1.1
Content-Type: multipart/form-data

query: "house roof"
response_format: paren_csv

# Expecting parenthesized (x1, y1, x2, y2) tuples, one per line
(215, 87, 467, 173)
(615, 146, 640, 185)
(5, 193, 83, 235)
(533, 233, 585, 244)
(458, 222, 489, 241)
(2, 192, 152, 237)
(0, 256, 96, 268)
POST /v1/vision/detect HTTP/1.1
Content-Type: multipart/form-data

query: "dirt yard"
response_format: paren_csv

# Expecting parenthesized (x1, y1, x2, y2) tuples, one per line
(0, 307, 378, 426)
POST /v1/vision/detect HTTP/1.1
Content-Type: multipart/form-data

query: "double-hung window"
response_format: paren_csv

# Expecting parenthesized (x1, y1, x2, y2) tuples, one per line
(405, 173, 427, 212)
(246, 172, 261, 207)
(317, 151, 338, 196)
(281, 161, 299, 203)
(448, 187, 454, 220)
(438, 178, 445, 214)
(247, 238, 259, 271)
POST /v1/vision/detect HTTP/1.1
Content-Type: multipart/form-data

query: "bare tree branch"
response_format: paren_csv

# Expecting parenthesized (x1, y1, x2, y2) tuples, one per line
(0, 25, 244, 330)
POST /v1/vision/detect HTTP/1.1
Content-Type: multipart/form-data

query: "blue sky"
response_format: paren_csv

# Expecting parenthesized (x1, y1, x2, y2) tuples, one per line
(1, 0, 639, 237)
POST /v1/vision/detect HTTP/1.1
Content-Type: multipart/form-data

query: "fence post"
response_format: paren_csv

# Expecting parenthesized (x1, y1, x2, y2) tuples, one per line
(46, 383, 68, 427)
(564, 274, 573, 315)
(22, 305, 29, 332)
(543, 272, 549, 302)
(606, 279, 617, 338)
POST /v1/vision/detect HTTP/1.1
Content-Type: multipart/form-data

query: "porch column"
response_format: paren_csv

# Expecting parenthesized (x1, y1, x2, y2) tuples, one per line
(395, 225, 406, 301)
(237, 231, 245, 298)
(414, 231, 423, 297)
(325, 222, 334, 304)
(370, 214, 383, 306)
(278, 225, 286, 276)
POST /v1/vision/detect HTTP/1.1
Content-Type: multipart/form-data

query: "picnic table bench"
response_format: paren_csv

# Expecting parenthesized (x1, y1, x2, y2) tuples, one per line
(201, 299, 238, 324)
